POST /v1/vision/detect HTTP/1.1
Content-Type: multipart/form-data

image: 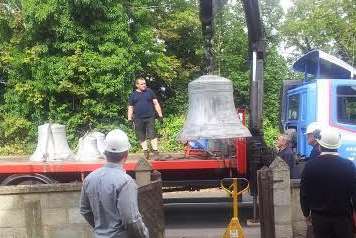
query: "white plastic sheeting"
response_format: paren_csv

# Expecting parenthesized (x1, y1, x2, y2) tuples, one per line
(76, 134, 104, 161)
(87, 131, 106, 154)
(30, 123, 75, 162)
(179, 75, 251, 142)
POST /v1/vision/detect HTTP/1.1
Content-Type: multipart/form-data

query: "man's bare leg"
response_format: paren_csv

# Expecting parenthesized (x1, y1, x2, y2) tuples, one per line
(140, 140, 149, 159)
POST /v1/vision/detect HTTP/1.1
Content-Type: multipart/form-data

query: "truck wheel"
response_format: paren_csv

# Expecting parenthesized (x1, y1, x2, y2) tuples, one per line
(0, 173, 57, 186)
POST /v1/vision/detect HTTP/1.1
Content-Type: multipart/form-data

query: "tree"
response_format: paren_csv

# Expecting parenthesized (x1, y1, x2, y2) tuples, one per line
(0, 0, 292, 154)
(0, 0, 178, 153)
(148, 0, 204, 151)
(213, 1, 289, 145)
(213, 3, 249, 107)
(281, 0, 356, 65)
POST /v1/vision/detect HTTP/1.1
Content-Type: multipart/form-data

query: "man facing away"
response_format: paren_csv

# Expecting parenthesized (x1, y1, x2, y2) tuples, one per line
(305, 122, 321, 161)
(300, 127, 356, 238)
(128, 77, 163, 160)
(80, 129, 149, 238)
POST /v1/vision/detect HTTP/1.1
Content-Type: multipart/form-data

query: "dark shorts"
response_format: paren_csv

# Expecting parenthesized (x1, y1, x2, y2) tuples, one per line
(134, 117, 156, 142)
(311, 213, 353, 238)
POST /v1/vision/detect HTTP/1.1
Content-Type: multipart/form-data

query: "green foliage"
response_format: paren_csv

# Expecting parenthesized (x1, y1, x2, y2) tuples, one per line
(153, 0, 203, 115)
(3, 0, 351, 154)
(263, 118, 279, 148)
(281, 0, 356, 64)
(0, 0, 180, 154)
(260, 0, 284, 47)
(213, 1, 289, 147)
(263, 47, 289, 127)
(0, 144, 31, 155)
(213, 3, 249, 106)
(0, 115, 34, 154)
(157, 115, 185, 152)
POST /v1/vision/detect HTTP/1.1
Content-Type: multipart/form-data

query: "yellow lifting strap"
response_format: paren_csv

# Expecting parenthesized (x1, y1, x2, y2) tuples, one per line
(221, 178, 249, 238)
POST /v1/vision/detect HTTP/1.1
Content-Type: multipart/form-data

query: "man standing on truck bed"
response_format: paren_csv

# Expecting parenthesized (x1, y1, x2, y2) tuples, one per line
(128, 77, 163, 160)
(300, 127, 356, 238)
(80, 129, 149, 238)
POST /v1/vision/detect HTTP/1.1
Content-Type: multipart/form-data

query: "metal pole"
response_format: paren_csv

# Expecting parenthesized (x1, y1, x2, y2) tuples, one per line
(233, 178, 238, 218)
(253, 195, 258, 221)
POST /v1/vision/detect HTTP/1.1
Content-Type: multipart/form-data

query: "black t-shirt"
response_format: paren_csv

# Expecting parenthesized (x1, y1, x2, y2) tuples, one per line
(128, 88, 157, 119)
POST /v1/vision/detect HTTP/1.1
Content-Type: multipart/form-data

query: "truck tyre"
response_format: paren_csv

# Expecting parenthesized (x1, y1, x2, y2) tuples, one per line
(0, 173, 57, 186)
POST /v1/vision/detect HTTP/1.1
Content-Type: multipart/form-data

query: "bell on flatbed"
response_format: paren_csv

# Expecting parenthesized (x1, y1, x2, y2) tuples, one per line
(77, 135, 104, 161)
(87, 131, 106, 154)
(179, 75, 251, 142)
(30, 123, 75, 161)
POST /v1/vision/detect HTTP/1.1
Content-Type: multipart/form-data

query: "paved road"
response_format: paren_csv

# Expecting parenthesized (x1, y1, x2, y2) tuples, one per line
(164, 191, 261, 238)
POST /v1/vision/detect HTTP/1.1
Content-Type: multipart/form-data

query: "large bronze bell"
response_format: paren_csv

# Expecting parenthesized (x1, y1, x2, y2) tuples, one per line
(179, 75, 251, 141)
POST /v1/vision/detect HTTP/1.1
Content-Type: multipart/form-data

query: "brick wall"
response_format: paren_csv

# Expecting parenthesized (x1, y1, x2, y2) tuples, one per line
(0, 181, 164, 238)
(270, 157, 293, 238)
(266, 158, 307, 238)
(0, 183, 92, 238)
(290, 180, 308, 238)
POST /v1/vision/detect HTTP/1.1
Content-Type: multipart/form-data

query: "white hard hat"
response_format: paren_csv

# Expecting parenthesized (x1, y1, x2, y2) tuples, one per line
(316, 127, 341, 149)
(305, 122, 321, 134)
(104, 129, 131, 153)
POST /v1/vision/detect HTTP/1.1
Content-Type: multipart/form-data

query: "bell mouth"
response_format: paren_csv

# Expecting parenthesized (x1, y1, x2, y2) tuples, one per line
(179, 122, 251, 142)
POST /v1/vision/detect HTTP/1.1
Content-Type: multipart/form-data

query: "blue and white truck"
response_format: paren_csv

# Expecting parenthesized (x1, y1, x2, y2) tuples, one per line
(281, 50, 356, 162)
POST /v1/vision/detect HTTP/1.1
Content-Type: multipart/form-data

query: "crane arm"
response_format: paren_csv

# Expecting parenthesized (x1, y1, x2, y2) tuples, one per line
(199, 0, 265, 135)
(242, 0, 265, 136)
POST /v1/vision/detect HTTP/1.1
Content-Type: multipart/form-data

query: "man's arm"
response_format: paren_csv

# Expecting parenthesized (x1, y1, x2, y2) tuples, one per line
(128, 93, 134, 121)
(300, 165, 311, 218)
(80, 185, 95, 228)
(152, 99, 162, 118)
(118, 180, 149, 238)
(128, 106, 134, 121)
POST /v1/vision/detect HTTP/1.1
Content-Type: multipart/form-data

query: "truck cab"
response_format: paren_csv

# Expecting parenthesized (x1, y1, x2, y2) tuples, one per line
(281, 50, 356, 161)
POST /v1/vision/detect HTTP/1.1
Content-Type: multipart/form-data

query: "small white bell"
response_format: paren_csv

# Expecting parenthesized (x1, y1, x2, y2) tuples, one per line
(77, 135, 104, 161)
(30, 124, 52, 162)
(30, 123, 75, 161)
(87, 131, 106, 154)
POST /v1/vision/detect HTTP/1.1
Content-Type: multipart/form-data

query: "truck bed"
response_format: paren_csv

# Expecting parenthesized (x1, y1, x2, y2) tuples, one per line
(0, 154, 235, 174)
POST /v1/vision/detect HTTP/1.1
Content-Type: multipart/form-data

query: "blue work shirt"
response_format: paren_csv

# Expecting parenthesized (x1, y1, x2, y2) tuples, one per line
(80, 162, 149, 238)
(128, 88, 157, 119)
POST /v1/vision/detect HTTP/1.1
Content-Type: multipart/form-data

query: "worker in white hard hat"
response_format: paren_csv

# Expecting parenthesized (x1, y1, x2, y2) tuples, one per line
(305, 122, 321, 161)
(300, 127, 356, 238)
(80, 129, 149, 238)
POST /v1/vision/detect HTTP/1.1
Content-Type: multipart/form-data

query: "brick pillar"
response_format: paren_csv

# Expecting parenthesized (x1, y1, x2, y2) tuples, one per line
(270, 157, 293, 238)
(135, 160, 165, 238)
(258, 166, 275, 238)
(135, 158, 152, 187)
